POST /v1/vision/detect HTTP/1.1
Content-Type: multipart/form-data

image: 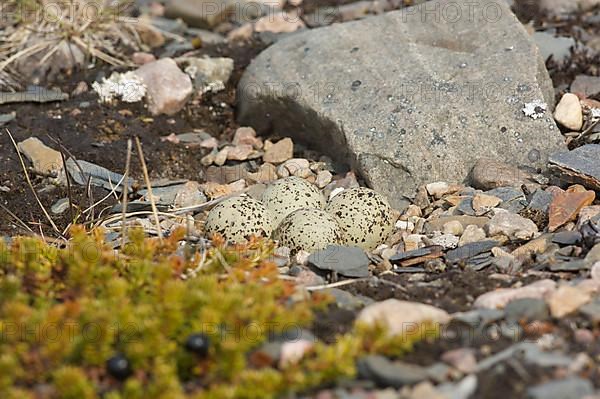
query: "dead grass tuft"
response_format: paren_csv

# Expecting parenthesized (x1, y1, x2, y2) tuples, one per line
(0, 0, 155, 90)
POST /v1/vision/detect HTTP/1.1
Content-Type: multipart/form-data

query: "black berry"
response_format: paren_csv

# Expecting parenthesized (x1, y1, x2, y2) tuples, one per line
(185, 333, 210, 357)
(106, 354, 132, 380)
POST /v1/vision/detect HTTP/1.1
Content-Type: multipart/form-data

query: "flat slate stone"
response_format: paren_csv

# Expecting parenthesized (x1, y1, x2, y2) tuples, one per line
(527, 377, 594, 399)
(528, 189, 553, 213)
(357, 355, 429, 388)
(308, 245, 370, 277)
(549, 144, 600, 190)
(238, 0, 565, 209)
(389, 246, 443, 263)
(445, 240, 499, 263)
(486, 187, 525, 203)
(552, 231, 582, 246)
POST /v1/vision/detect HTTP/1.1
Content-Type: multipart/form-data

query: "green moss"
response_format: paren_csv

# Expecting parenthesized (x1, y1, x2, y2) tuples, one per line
(0, 227, 434, 397)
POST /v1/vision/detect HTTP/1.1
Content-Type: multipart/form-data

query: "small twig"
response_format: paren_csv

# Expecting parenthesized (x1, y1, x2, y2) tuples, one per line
(0, 202, 34, 234)
(121, 139, 132, 248)
(134, 136, 163, 241)
(6, 129, 60, 235)
(60, 150, 74, 227)
(80, 174, 126, 215)
(215, 250, 232, 274)
(46, 135, 95, 220)
(171, 190, 250, 215)
(375, 276, 408, 292)
(306, 278, 372, 291)
(576, 118, 600, 142)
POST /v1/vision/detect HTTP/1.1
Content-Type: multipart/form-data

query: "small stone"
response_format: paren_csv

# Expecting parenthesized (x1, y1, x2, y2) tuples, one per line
(505, 298, 549, 323)
(441, 348, 477, 374)
(246, 163, 278, 183)
(592, 262, 600, 281)
(547, 285, 592, 318)
(295, 269, 325, 286)
(469, 159, 531, 190)
(263, 138, 293, 164)
(396, 220, 415, 232)
(587, 244, 600, 264)
(548, 189, 595, 232)
(426, 182, 460, 199)
(315, 170, 333, 189)
(571, 74, 600, 97)
(132, 52, 156, 65)
(405, 204, 422, 218)
(356, 299, 450, 337)
(357, 355, 429, 388)
(201, 180, 245, 199)
(579, 298, 600, 323)
(527, 377, 593, 399)
(528, 189, 554, 214)
(295, 250, 311, 266)
(134, 58, 192, 115)
(17, 137, 64, 179)
(206, 164, 249, 184)
(426, 216, 489, 233)
(51, 198, 70, 215)
(307, 245, 370, 278)
(408, 382, 447, 399)
(325, 288, 374, 310)
(183, 56, 234, 93)
(71, 81, 88, 96)
(173, 181, 207, 208)
(474, 279, 556, 309)
(165, 0, 232, 28)
(443, 220, 464, 236)
(472, 193, 502, 215)
(554, 93, 584, 131)
(577, 206, 600, 228)
(255, 11, 305, 33)
(228, 23, 254, 41)
(487, 211, 538, 240)
(459, 225, 487, 246)
(226, 144, 254, 161)
(574, 328, 595, 345)
(511, 236, 552, 259)
(233, 127, 262, 148)
(403, 234, 424, 251)
(552, 231, 582, 246)
(446, 240, 499, 263)
(282, 158, 310, 175)
(279, 339, 314, 367)
(214, 147, 229, 166)
(431, 234, 459, 249)
(436, 375, 478, 399)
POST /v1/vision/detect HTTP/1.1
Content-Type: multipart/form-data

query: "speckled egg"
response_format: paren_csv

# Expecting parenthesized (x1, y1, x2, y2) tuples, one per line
(273, 208, 342, 253)
(326, 187, 394, 250)
(204, 196, 274, 242)
(261, 177, 326, 226)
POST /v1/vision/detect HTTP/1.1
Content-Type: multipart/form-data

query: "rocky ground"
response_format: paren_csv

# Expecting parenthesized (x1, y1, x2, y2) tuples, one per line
(2, 0, 600, 398)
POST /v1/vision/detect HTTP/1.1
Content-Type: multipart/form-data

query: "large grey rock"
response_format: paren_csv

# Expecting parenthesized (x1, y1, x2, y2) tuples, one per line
(238, 0, 566, 209)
